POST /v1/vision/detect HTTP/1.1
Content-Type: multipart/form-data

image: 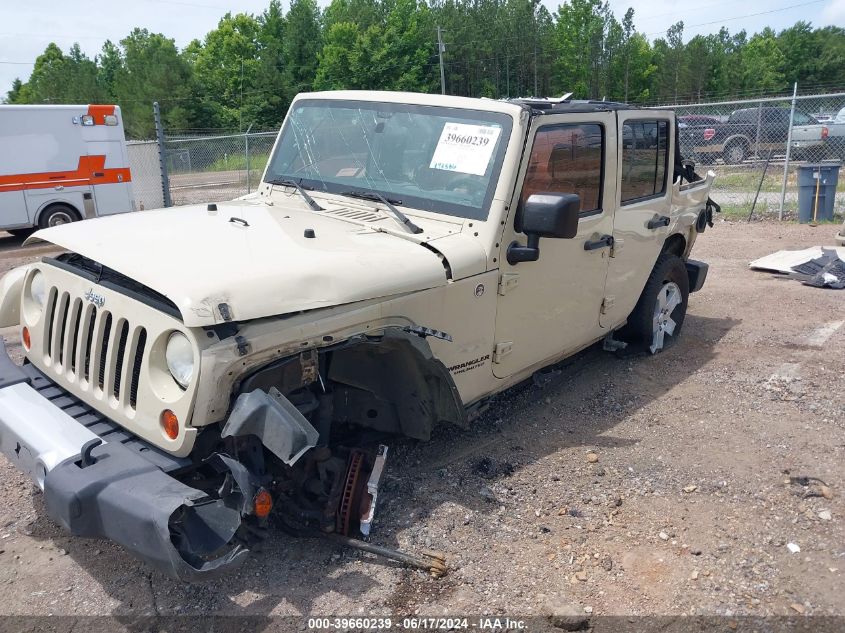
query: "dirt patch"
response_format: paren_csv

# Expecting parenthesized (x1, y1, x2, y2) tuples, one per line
(0, 220, 842, 619)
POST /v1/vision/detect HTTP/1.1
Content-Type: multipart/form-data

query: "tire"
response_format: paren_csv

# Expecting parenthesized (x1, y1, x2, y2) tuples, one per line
(722, 140, 747, 165)
(38, 204, 79, 229)
(621, 253, 690, 354)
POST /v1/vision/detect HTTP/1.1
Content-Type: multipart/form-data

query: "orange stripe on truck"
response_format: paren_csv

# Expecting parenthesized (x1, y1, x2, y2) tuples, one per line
(0, 155, 132, 194)
(86, 104, 116, 125)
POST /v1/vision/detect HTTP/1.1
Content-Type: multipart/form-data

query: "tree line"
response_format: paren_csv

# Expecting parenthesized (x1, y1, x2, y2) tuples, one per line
(5, 0, 845, 138)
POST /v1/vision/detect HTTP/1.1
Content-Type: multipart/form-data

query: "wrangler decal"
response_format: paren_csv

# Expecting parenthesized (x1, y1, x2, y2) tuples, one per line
(448, 354, 490, 375)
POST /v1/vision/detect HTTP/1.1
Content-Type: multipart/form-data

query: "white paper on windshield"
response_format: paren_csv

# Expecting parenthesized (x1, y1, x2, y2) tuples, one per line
(429, 122, 501, 176)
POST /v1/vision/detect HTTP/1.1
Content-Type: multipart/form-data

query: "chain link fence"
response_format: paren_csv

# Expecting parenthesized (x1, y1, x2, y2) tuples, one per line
(655, 89, 845, 222)
(162, 129, 278, 206)
(132, 90, 845, 225)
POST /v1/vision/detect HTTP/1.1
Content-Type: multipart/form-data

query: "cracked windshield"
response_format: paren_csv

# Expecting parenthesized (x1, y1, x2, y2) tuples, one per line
(264, 99, 512, 220)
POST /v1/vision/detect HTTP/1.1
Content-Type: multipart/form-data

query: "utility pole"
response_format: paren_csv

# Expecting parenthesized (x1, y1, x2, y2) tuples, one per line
(505, 55, 510, 98)
(436, 26, 446, 95)
(239, 58, 245, 132)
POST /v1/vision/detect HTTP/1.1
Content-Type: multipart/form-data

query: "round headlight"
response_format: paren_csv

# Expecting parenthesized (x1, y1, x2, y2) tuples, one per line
(29, 270, 47, 308)
(165, 332, 194, 389)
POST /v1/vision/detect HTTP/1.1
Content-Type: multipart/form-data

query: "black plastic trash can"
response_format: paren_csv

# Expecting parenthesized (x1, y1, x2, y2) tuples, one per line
(797, 162, 840, 223)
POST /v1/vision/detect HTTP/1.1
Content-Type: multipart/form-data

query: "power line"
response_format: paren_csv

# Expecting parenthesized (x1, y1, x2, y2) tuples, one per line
(637, 0, 749, 23)
(646, 0, 828, 36)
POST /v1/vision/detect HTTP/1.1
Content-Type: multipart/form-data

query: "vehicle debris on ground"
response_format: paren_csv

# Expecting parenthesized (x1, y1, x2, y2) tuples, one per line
(750, 246, 845, 288)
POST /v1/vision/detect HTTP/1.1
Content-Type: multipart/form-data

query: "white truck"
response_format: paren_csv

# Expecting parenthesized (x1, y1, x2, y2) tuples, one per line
(0, 104, 135, 236)
(0, 91, 716, 581)
(814, 106, 845, 159)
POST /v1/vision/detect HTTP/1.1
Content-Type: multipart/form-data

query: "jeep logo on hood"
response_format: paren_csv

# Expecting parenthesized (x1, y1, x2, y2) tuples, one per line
(84, 288, 105, 308)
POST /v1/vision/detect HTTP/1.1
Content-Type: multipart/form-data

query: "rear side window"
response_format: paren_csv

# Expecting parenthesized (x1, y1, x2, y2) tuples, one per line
(620, 120, 669, 204)
(521, 123, 604, 213)
(730, 110, 753, 123)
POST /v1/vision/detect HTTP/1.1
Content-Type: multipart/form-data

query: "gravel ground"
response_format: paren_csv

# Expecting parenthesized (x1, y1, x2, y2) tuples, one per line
(0, 221, 843, 624)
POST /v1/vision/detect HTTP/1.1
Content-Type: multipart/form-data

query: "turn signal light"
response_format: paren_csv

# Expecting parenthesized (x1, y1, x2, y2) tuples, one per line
(21, 327, 31, 351)
(160, 409, 179, 440)
(253, 488, 273, 518)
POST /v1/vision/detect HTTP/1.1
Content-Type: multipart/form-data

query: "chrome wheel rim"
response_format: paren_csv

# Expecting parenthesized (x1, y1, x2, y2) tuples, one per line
(726, 146, 743, 163)
(48, 211, 73, 227)
(650, 281, 682, 354)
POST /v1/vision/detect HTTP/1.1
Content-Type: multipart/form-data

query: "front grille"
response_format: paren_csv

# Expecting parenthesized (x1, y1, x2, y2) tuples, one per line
(44, 288, 148, 410)
(98, 313, 113, 391)
(129, 329, 146, 409)
(22, 363, 190, 474)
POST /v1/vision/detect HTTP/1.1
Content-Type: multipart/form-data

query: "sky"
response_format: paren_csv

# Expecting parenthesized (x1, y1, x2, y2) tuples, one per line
(1, 0, 844, 96)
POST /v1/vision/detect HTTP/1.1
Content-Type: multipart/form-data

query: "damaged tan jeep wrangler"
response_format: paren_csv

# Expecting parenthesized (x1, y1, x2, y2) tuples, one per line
(0, 91, 716, 580)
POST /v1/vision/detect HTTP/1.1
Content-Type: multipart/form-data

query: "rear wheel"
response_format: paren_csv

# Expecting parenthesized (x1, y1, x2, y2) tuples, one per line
(722, 140, 747, 164)
(38, 204, 79, 229)
(620, 253, 690, 354)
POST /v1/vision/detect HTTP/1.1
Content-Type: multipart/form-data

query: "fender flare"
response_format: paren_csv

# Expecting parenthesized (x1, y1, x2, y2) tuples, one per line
(0, 265, 31, 328)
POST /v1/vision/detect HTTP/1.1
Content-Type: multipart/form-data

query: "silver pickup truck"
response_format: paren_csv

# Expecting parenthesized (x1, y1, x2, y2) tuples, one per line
(812, 106, 845, 159)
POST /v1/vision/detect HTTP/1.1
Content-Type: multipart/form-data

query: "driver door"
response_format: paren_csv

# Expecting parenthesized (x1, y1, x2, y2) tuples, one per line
(493, 112, 617, 379)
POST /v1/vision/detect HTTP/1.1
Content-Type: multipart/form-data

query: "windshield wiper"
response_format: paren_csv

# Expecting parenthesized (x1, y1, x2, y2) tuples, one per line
(340, 190, 423, 234)
(267, 178, 324, 212)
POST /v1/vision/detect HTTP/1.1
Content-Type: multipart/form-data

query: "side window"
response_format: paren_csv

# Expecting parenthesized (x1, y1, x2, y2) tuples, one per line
(730, 110, 752, 123)
(620, 119, 669, 204)
(521, 123, 604, 214)
(792, 111, 811, 125)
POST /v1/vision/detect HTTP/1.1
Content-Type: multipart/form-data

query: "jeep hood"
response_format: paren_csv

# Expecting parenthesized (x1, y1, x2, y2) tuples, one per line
(26, 202, 455, 327)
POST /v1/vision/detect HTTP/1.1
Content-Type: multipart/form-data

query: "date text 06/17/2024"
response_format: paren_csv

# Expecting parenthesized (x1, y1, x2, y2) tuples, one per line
(306, 616, 528, 630)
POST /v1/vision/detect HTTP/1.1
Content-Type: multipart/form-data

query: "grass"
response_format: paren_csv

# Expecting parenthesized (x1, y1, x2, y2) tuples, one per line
(205, 152, 271, 172)
(718, 201, 768, 221)
(714, 170, 786, 193)
(718, 200, 844, 223)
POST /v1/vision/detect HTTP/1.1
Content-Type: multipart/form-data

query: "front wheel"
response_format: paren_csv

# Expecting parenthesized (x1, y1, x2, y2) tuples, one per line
(620, 253, 690, 354)
(38, 204, 79, 229)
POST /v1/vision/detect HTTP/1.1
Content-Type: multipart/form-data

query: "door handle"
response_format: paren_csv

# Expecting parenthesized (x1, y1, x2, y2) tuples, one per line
(647, 215, 671, 229)
(584, 234, 614, 251)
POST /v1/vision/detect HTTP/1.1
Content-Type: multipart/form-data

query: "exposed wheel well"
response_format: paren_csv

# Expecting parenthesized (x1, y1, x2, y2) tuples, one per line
(662, 233, 687, 258)
(724, 136, 749, 149)
(236, 329, 467, 444)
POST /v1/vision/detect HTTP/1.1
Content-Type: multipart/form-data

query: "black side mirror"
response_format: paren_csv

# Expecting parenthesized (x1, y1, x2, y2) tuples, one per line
(507, 193, 581, 264)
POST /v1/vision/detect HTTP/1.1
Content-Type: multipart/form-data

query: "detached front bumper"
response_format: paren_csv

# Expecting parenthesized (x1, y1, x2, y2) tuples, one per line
(0, 341, 249, 582)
